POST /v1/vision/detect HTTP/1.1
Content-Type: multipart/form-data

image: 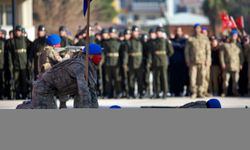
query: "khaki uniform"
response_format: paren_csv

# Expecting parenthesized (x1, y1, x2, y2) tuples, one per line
(185, 34, 211, 98)
(0, 38, 5, 99)
(152, 38, 174, 97)
(125, 38, 143, 97)
(9, 36, 32, 99)
(102, 38, 121, 98)
(220, 42, 244, 96)
(244, 43, 250, 93)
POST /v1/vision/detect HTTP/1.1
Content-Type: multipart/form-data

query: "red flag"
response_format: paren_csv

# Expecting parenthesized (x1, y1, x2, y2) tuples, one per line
(220, 12, 236, 32)
(236, 16, 244, 29)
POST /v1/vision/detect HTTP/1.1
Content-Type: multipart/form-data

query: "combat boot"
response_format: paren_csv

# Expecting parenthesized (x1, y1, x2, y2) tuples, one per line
(191, 93, 197, 99)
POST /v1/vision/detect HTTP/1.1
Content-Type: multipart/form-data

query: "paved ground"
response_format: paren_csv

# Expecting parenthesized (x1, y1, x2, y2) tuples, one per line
(0, 97, 250, 109)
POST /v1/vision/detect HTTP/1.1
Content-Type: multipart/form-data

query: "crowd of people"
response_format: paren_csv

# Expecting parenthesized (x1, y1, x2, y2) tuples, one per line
(0, 23, 250, 100)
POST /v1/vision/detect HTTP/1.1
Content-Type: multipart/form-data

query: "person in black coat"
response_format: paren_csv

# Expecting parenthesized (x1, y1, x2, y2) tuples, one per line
(169, 27, 189, 96)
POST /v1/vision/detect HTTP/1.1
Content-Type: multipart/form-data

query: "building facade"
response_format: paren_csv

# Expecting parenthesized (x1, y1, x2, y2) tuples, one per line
(0, 0, 35, 40)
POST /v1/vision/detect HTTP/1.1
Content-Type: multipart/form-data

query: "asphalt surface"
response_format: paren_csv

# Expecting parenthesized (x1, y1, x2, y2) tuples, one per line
(1, 97, 250, 109)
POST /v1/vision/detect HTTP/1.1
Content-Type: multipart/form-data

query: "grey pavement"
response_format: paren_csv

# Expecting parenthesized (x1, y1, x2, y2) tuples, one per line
(1, 97, 250, 109)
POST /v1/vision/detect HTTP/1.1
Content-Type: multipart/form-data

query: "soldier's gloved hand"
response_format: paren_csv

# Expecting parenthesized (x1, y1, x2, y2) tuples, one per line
(240, 65, 243, 70)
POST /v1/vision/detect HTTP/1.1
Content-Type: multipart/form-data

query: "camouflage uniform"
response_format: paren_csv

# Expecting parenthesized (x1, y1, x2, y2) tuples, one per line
(185, 33, 211, 98)
(32, 55, 97, 109)
(38, 46, 62, 74)
(203, 37, 212, 96)
(220, 42, 244, 96)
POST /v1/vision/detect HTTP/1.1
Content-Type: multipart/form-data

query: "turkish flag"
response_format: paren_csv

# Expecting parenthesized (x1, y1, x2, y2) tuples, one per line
(220, 12, 237, 32)
(236, 16, 244, 29)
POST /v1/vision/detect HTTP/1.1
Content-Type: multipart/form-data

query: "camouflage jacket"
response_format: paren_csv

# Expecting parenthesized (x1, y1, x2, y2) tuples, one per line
(185, 34, 211, 65)
(220, 41, 244, 72)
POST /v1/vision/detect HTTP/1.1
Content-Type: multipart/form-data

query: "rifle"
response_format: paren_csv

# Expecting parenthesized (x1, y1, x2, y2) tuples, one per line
(54, 46, 85, 53)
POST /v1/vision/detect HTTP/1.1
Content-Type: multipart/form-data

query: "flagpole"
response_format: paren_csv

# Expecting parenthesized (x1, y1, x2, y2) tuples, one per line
(85, 0, 91, 81)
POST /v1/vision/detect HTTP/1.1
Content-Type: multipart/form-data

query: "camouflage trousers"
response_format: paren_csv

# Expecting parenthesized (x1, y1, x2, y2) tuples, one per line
(189, 64, 206, 96)
(222, 71, 239, 95)
(203, 65, 211, 95)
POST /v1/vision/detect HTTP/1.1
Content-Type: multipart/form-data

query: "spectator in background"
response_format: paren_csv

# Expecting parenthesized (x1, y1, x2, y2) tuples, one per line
(169, 27, 189, 96)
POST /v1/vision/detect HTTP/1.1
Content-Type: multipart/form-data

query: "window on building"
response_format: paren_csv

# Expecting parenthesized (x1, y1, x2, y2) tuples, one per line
(0, 5, 3, 25)
(6, 5, 13, 26)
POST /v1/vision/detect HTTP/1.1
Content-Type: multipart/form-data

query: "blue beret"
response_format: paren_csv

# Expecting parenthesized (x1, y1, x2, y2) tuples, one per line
(231, 30, 238, 36)
(110, 105, 122, 109)
(194, 23, 201, 28)
(207, 99, 222, 109)
(47, 34, 61, 46)
(84, 43, 102, 55)
(202, 27, 208, 31)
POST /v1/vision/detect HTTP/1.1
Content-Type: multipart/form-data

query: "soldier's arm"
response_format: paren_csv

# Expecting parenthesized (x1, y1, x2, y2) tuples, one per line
(166, 40, 174, 57)
(49, 50, 62, 63)
(206, 40, 212, 66)
(219, 45, 226, 69)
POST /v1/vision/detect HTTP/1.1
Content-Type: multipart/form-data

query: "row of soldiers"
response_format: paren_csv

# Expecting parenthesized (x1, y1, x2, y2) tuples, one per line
(0, 23, 250, 100)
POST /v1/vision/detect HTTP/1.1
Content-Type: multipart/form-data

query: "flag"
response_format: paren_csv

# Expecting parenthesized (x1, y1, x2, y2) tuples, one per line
(236, 16, 244, 29)
(220, 11, 236, 32)
(83, 0, 93, 16)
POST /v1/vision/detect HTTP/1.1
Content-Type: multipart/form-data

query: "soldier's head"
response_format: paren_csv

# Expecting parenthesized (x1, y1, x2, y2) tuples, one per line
(149, 28, 156, 39)
(201, 27, 208, 36)
(47, 34, 61, 48)
(59, 26, 67, 37)
(9, 30, 14, 39)
(83, 43, 103, 65)
(175, 27, 183, 38)
(231, 30, 238, 41)
(211, 37, 219, 48)
(141, 34, 149, 43)
(95, 32, 102, 41)
(156, 26, 165, 38)
(37, 25, 46, 38)
(119, 32, 125, 41)
(109, 27, 118, 39)
(15, 25, 23, 37)
(193, 23, 201, 35)
(131, 25, 140, 38)
(124, 29, 131, 40)
(101, 28, 110, 39)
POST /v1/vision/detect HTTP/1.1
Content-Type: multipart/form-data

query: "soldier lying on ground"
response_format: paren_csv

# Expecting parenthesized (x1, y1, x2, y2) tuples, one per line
(16, 43, 102, 109)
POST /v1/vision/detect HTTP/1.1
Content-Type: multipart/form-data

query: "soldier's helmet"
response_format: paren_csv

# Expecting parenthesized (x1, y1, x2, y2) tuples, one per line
(131, 25, 139, 32)
(15, 25, 23, 31)
(38, 25, 46, 32)
(119, 32, 125, 37)
(124, 29, 131, 35)
(156, 26, 165, 32)
(59, 26, 67, 32)
(101, 28, 109, 34)
(149, 28, 156, 34)
(109, 27, 117, 33)
(141, 34, 149, 41)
